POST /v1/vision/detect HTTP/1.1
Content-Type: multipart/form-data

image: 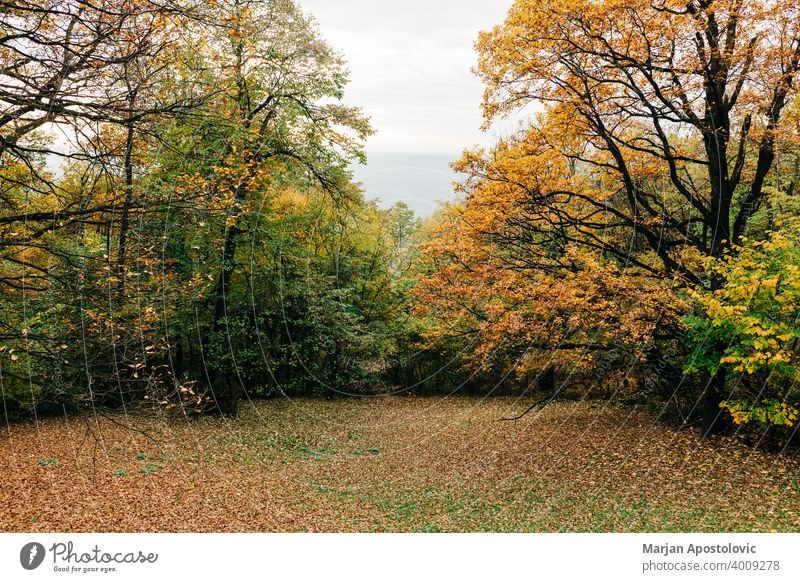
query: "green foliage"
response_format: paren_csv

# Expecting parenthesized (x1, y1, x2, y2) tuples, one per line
(684, 206, 800, 432)
(0, 0, 418, 413)
(719, 399, 799, 428)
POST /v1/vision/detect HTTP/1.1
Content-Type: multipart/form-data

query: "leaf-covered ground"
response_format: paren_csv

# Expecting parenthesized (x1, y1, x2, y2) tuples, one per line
(1, 397, 798, 532)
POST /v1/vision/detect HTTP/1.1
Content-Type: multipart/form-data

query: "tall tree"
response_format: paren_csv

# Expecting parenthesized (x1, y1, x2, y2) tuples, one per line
(475, 0, 800, 275)
(0, 0, 200, 290)
(165, 0, 371, 413)
(417, 0, 800, 431)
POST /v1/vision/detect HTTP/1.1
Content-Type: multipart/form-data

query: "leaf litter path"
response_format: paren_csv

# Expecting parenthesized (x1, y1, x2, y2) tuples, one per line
(1, 398, 798, 532)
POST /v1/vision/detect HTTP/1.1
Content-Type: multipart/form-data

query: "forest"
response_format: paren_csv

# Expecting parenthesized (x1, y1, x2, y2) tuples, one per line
(1, 0, 800, 533)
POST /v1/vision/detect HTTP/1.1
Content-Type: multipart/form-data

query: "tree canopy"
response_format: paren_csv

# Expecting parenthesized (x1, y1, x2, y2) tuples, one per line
(416, 0, 800, 439)
(2, 0, 799, 446)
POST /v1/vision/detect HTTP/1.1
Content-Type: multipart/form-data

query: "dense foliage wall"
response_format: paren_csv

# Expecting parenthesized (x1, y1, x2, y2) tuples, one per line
(2, 0, 800, 447)
(412, 0, 800, 443)
(0, 0, 420, 416)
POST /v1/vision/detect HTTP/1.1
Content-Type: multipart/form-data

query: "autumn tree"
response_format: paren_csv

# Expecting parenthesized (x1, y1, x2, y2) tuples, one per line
(684, 193, 800, 444)
(0, 0, 198, 196)
(0, 0, 392, 417)
(0, 0, 206, 412)
(416, 0, 800, 431)
(0, 0, 202, 354)
(153, 0, 372, 413)
(476, 0, 800, 265)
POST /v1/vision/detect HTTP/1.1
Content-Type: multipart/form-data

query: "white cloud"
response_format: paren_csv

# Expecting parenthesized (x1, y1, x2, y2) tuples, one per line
(297, 0, 514, 154)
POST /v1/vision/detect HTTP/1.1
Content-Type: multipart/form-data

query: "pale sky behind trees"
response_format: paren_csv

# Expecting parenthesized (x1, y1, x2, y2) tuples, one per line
(298, 0, 515, 155)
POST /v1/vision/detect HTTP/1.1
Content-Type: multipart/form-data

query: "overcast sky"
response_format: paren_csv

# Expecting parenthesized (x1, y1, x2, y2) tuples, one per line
(298, 0, 514, 155)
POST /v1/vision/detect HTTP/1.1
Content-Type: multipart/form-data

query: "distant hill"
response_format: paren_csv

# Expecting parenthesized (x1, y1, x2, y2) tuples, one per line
(351, 152, 463, 217)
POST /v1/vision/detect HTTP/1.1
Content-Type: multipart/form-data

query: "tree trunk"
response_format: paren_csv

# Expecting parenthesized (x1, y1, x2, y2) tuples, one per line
(206, 10, 251, 416)
(539, 366, 555, 394)
(701, 367, 726, 438)
(210, 213, 243, 415)
(117, 89, 137, 296)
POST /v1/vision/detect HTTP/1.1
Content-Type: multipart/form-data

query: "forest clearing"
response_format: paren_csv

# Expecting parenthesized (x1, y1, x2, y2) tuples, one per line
(3, 0, 800, 553)
(2, 397, 798, 533)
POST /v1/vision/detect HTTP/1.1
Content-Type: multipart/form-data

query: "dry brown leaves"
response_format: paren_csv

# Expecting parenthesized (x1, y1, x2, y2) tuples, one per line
(0, 398, 798, 532)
